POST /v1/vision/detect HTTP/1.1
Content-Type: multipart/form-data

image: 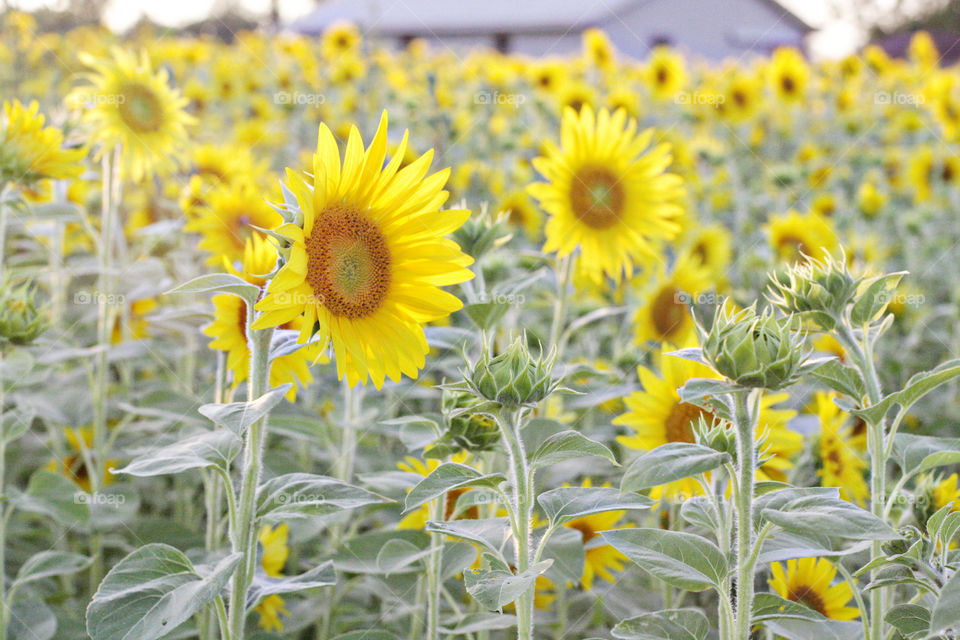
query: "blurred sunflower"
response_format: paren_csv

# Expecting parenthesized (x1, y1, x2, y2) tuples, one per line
(645, 46, 686, 100)
(769, 557, 860, 620)
(185, 181, 282, 265)
(69, 47, 193, 181)
(252, 111, 474, 388)
(562, 479, 632, 590)
(0, 100, 84, 185)
(931, 473, 960, 512)
(46, 426, 118, 493)
(322, 21, 362, 59)
(204, 235, 325, 401)
(766, 210, 838, 263)
(615, 349, 799, 500)
(768, 47, 808, 104)
(528, 105, 683, 282)
(633, 257, 712, 346)
(812, 391, 868, 505)
(255, 523, 291, 632)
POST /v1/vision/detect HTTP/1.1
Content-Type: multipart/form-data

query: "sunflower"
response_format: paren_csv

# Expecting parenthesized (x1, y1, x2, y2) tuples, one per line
(185, 181, 282, 265)
(766, 210, 838, 264)
(769, 558, 860, 621)
(583, 28, 616, 69)
(205, 245, 326, 402)
(768, 47, 808, 104)
(251, 112, 473, 388)
(812, 392, 869, 505)
(717, 71, 762, 122)
(856, 179, 886, 217)
(679, 223, 731, 283)
(111, 297, 157, 343)
(0, 100, 84, 185)
(633, 257, 712, 346)
(562, 480, 632, 590)
(645, 46, 686, 100)
(497, 190, 542, 239)
(322, 21, 362, 59)
(45, 427, 118, 493)
(68, 48, 193, 182)
(255, 523, 291, 632)
(931, 473, 960, 512)
(528, 105, 684, 282)
(615, 348, 799, 500)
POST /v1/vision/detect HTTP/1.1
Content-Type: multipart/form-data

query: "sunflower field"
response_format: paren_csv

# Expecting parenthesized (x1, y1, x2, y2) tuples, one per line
(4, 9, 960, 640)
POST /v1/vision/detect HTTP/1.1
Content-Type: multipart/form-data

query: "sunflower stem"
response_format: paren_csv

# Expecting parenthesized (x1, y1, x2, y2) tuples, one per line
(0, 348, 7, 640)
(497, 407, 534, 640)
(548, 254, 572, 354)
(425, 489, 444, 640)
(226, 309, 274, 640)
(732, 389, 758, 640)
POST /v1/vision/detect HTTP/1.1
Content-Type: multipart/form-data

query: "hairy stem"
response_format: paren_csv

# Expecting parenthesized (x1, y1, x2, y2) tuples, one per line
(498, 408, 534, 640)
(732, 390, 757, 640)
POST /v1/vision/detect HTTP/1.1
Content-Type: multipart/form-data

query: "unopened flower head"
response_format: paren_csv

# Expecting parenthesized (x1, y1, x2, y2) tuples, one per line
(701, 303, 809, 390)
(441, 390, 501, 452)
(0, 280, 48, 347)
(767, 252, 860, 328)
(467, 336, 560, 409)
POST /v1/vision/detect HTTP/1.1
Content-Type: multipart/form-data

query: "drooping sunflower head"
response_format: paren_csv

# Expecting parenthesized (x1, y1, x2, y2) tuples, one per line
(68, 47, 194, 182)
(0, 100, 85, 185)
(252, 111, 474, 388)
(528, 105, 684, 282)
(769, 557, 860, 621)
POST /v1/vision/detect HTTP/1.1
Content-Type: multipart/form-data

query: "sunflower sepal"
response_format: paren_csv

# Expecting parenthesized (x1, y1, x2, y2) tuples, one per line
(463, 336, 561, 410)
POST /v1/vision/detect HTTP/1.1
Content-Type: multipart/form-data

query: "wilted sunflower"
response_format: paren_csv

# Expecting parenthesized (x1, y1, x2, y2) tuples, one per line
(769, 557, 860, 620)
(528, 105, 684, 282)
(0, 100, 84, 185)
(255, 523, 291, 632)
(252, 111, 474, 388)
(615, 349, 799, 500)
(69, 47, 193, 181)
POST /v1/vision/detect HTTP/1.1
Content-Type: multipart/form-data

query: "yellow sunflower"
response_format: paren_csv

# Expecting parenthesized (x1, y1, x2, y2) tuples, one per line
(812, 392, 869, 505)
(528, 105, 684, 282)
(45, 426, 118, 493)
(255, 523, 291, 632)
(583, 28, 616, 69)
(645, 46, 687, 100)
(562, 480, 632, 590)
(68, 47, 193, 182)
(767, 47, 808, 104)
(185, 181, 283, 265)
(322, 21, 362, 60)
(251, 111, 474, 389)
(766, 210, 839, 264)
(679, 223, 732, 282)
(615, 349, 800, 500)
(931, 473, 960, 512)
(632, 257, 713, 346)
(769, 558, 860, 621)
(0, 100, 85, 185)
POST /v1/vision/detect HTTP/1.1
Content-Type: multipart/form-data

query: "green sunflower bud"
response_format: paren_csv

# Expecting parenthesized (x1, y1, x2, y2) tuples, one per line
(0, 280, 47, 347)
(701, 303, 809, 390)
(467, 337, 559, 409)
(696, 416, 736, 458)
(451, 205, 511, 260)
(441, 391, 501, 452)
(767, 252, 860, 329)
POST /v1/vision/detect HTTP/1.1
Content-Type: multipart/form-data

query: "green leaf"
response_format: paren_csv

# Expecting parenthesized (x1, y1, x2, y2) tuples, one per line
(165, 273, 260, 306)
(621, 443, 729, 493)
(375, 539, 434, 573)
(931, 567, 960, 634)
(809, 359, 865, 399)
(612, 608, 709, 640)
(198, 385, 292, 436)
(2, 407, 34, 443)
(854, 358, 960, 426)
(601, 528, 727, 592)
(760, 492, 896, 541)
(12, 470, 90, 528)
(403, 463, 505, 514)
(113, 430, 241, 477)
(537, 486, 653, 527)
(425, 518, 509, 561)
(256, 473, 387, 522)
(885, 604, 929, 637)
(752, 593, 831, 623)
(850, 271, 906, 325)
(537, 525, 584, 585)
(333, 530, 429, 574)
(86, 545, 241, 640)
(463, 301, 510, 330)
(439, 612, 518, 634)
(248, 560, 336, 603)
(679, 497, 719, 531)
(528, 430, 618, 471)
(8, 598, 56, 640)
(891, 433, 960, 476)
(12, 551, 91, 591)
(464, 560, 552, 609)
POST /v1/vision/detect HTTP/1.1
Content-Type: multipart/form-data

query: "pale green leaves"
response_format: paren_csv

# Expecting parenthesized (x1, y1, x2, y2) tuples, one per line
(198, 384, 291, 436)
(601, 529, 727, 592)
(853, 358, 960, 425)
(403, 463, 505, 514)
(620, 443, 729, 493)
(464, 559, 552, 609)
(86, 544, 241, 640)
(528, 430, 618, 470)
(113, 429, 241, 477)
(537, 486, 652, 527)
(255, 473, 387, 522)
(612, 609, 709, 640)
(166, 273, 259, 307)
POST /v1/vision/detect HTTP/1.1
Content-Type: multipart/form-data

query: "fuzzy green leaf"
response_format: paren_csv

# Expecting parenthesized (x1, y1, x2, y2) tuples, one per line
(612, 608, 709, 640)
(528, 430, 618, 470)
(621, 443, 729, 493)
(602, 529, 726, 592)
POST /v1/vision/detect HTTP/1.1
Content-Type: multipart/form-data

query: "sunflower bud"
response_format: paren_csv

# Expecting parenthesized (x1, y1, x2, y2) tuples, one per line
(696, 416, 736, 458)
(701, 304, 809, 390)
(451, 205, 511, 260)
(438, 391, 500, 451)
(0, 280, 47, 347)
(767, 253, 860, 329)
(467, 337, 559, 409)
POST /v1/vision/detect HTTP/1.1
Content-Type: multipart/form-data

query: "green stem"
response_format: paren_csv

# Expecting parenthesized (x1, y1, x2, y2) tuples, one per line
(547, 255, 572, 353)
(498, 408, 533, 640)
(425, 493, 443, 640)
(0, 349, 7, 640)
(732, 390, 757, 640)
(226, 310, 274, 640)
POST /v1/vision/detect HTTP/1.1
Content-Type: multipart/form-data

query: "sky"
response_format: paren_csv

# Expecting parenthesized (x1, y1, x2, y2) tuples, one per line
(3, 0, 917, 59)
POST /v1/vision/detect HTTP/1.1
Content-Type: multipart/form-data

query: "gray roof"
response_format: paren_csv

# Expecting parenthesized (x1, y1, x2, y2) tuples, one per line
(291, 0, 810, 36)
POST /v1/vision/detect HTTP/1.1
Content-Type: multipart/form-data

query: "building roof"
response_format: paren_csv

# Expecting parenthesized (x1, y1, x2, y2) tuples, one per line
(290, 0, 811, 37)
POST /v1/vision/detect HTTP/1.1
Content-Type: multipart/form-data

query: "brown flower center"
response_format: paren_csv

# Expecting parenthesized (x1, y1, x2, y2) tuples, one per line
(568, 520, 598, 543)
(665, 401, 711, 444)
(304, 207, 391, 319)
(650, 286, 687, 339)
(788, 585, 828, 616)
(118, 82, 164, 133)
(569, 166, 625, 229)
